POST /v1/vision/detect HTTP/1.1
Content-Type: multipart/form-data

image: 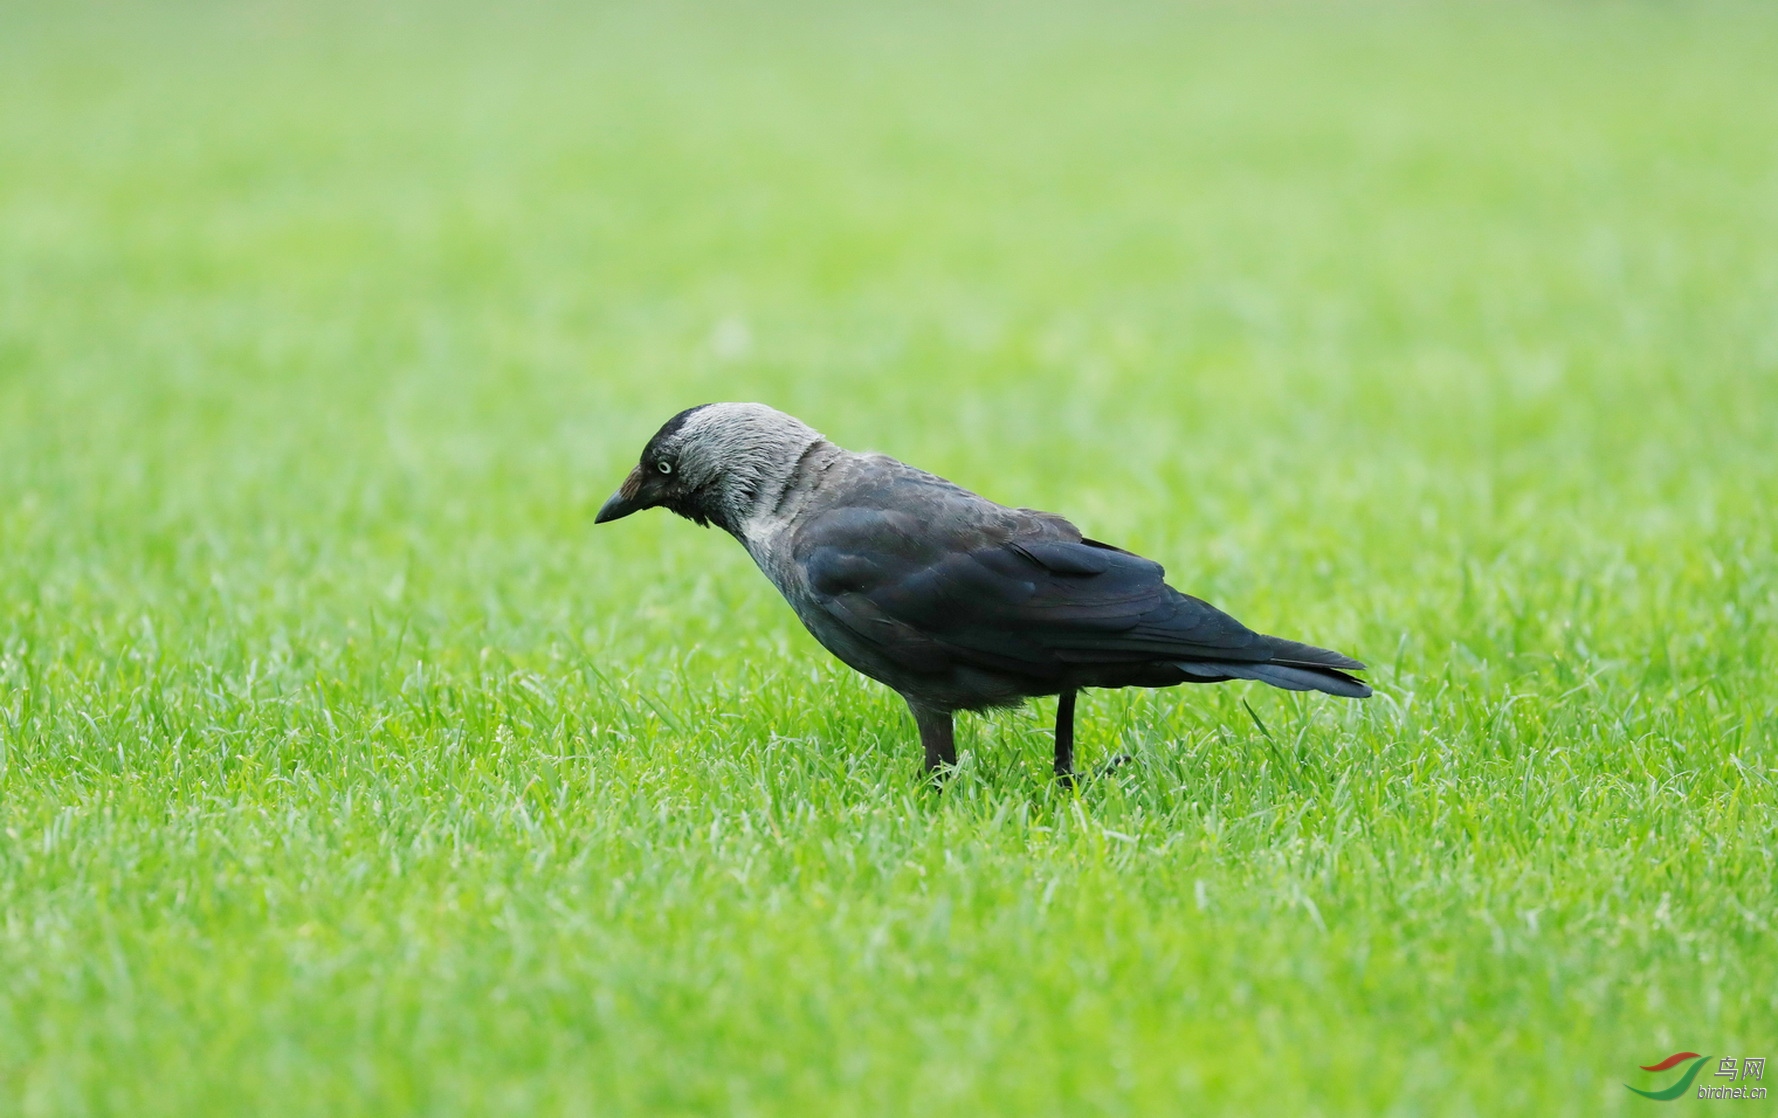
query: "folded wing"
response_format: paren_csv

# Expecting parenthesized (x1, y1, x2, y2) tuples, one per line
(794, 493, 1369, 699)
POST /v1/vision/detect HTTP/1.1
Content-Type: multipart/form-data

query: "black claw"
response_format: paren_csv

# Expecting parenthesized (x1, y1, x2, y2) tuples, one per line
(1094, 753, 1135, 778)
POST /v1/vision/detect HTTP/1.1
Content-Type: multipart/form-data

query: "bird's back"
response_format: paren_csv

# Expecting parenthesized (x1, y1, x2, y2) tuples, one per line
(764, 451, 1289, 708)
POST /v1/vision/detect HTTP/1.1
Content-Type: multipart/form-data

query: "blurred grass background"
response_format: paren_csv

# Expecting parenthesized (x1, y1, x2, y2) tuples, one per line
(2, 1, 1776, 1114)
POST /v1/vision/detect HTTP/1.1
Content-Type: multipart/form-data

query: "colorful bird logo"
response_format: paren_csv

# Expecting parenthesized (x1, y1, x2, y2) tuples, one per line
(1626, 1053, 1709, 1101)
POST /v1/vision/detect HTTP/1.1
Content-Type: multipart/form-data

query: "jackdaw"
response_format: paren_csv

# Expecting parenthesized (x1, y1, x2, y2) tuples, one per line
(596, 403, 1370, 779)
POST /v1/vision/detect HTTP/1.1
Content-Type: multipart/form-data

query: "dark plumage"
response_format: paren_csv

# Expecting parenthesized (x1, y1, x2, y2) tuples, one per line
(596, 403, 1370, 779)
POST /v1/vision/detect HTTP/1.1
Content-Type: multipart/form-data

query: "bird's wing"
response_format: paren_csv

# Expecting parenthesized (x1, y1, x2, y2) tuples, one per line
(791, 486, 1288, 680)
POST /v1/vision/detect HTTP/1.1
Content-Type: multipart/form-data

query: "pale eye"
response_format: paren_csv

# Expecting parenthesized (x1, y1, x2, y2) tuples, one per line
(656, 460, 674, 475)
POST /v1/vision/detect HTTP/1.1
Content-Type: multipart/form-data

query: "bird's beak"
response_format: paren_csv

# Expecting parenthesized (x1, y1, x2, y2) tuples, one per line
(594, 466, 647, 524)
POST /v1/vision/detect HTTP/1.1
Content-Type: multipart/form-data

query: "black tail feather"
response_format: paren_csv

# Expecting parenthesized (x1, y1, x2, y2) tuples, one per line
(1175, 632, 1372, 699)
(1252, 635, 1368, 673)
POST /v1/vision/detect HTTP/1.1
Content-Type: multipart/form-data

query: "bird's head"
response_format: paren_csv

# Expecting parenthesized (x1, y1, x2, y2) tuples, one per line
(595, 402, 824, 536)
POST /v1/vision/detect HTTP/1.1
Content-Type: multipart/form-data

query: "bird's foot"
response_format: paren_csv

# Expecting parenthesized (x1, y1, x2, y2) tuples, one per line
(1053, 754, 1132, 787)
(1094, 753, 1135, 778)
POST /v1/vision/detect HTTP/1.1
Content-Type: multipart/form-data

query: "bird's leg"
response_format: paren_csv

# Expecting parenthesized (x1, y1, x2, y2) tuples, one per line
(1054, 688, 1077, 783)
(909, 702, 956, 776)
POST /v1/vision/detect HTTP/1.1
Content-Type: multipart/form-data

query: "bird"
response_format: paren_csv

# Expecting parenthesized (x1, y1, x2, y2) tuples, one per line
(595, 403, 1370, 781)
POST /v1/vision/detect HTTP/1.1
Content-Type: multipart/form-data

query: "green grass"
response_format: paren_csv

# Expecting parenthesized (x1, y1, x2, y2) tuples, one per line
(3, 1, 1777, 1113)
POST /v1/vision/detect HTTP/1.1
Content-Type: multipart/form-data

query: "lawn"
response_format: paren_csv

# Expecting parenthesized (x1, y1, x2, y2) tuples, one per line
(2, 1, 1776, 1113)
